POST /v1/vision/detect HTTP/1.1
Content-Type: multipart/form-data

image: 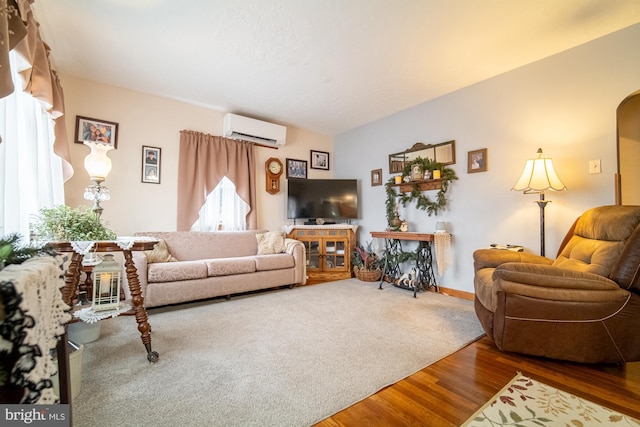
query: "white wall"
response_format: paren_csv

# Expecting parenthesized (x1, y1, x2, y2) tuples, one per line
(334, 23, 640, 293)
(61, 77, 333, 235)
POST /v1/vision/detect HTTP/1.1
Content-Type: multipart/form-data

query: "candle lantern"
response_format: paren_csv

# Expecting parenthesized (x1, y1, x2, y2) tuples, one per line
(91, 254, 121, 312)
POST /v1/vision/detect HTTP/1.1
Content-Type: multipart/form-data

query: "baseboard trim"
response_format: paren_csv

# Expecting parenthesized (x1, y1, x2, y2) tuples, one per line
(438, 286, 474, 301)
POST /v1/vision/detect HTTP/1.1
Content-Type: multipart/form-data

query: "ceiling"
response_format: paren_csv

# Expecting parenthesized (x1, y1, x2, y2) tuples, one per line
(33, 0, 640, 136)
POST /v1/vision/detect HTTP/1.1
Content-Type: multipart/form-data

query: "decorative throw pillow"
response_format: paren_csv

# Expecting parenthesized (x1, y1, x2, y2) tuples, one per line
(256, 231, 286, 255)
(145, 239, 178, 263)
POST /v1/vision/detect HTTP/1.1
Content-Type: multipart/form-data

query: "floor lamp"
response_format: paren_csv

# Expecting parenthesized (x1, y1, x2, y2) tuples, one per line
(512, 148, 566, 257)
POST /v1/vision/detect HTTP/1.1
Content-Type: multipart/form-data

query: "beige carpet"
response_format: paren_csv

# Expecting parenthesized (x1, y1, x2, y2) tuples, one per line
(462, 373, 640, 426)
(72, 279, 484, 427)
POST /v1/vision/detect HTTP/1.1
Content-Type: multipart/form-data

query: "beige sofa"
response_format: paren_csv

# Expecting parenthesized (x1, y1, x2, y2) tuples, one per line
(122, 230, 306, 308)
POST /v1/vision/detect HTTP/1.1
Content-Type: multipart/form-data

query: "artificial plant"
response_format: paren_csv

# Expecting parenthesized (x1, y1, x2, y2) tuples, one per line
(385, 157, 458, 225)
(351, 241, 384, 272)
(31, 205, 117, 241)
(0, 233, 48, 268)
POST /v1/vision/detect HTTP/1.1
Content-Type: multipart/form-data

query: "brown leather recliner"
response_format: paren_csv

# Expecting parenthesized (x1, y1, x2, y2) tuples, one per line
(473, 205, 640, 364)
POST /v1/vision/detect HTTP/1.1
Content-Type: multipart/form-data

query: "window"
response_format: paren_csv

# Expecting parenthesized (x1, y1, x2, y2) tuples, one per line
(191, 176, 249, 231)
(0, 52, 65, 239)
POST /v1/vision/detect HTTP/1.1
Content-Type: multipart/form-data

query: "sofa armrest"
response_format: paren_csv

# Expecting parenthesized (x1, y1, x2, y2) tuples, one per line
(285, 238, 306, 285)
(473, 248, 552, 270)
(121, 251, 149, 301)
(494, 262, 626, 302)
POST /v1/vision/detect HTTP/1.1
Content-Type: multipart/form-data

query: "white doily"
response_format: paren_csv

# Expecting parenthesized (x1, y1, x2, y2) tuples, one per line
(282, 224, 359, 234)
(73, 303, 132, 324)
(69, 236, 156, 255)
(434, 232, 452, 276)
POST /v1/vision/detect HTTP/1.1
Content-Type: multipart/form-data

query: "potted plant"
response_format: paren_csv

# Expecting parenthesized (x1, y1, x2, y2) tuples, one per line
(31, 205, 117, 242)
(352, 241, 384, 282)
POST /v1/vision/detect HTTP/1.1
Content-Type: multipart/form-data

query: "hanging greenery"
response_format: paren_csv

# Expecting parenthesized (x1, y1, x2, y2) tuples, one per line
(0, 233, 51, 269)
(385, 157, 458, 225)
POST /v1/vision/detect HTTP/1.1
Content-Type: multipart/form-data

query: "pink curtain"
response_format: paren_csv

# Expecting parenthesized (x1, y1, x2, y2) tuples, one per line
(177, 130, 257, 231)
(0, 0, 73, 180)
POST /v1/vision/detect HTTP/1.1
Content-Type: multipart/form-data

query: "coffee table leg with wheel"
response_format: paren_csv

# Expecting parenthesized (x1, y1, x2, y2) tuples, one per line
(123, 249, 159, 363)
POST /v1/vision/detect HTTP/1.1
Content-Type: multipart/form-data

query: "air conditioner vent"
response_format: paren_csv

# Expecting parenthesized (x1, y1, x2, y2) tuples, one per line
(223, 113, 287, 147)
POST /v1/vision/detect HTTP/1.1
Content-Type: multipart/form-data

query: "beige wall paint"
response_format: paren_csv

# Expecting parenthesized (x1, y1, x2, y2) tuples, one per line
(61, 76, 332, 235)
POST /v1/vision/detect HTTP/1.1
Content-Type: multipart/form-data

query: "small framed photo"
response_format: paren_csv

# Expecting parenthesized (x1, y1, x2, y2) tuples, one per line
(75, 116, 119, 148)
(468, 148, 488, 173)
(310, 150, 330, 170)
(371, 169, 382, 186)
(286, 158, 307, 179)
(142, 146, 161, 184)
(411, 163, 422, 180)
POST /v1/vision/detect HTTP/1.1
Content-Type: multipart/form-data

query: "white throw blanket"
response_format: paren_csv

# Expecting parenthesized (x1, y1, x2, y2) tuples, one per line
(0, 256, 71, 403)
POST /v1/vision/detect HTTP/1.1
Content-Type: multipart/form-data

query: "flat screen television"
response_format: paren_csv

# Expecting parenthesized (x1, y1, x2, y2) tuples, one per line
(287, 179, 358, 220)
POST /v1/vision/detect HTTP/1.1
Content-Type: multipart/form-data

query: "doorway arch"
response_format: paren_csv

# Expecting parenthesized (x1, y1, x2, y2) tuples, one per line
(616, 90, 640, 205)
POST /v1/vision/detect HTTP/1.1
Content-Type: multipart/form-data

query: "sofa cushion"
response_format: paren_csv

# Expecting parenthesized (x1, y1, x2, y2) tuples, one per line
(254, 253, 295, 271)
(135, 231, 266, 260)
(147, 260, 207, 283)
(205, 257, 256, 277)
(256, 231, 286, 255)
(145, 239, 178, 263)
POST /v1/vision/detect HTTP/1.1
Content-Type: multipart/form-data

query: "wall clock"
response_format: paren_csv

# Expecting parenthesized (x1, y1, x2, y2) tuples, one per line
(265, 157, 283, 195)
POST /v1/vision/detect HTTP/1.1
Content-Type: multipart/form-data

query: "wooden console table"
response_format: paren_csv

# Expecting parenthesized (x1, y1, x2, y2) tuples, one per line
(50, 239, 159, 363)
(370, 231, 438, 297)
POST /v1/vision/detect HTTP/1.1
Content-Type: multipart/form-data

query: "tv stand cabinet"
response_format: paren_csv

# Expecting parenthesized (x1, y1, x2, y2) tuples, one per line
(285, 225, 357, 285)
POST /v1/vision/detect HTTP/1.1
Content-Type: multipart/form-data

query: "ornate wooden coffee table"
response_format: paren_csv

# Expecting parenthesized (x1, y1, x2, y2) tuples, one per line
(51, 238, 159, 363)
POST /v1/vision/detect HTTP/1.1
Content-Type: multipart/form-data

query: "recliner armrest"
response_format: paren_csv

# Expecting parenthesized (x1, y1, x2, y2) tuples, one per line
(494, 262, 626, 302)
(473, 248, 552, 270)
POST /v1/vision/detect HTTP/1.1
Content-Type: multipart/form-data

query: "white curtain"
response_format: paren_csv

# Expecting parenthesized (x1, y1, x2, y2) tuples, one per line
(191, 176, 250, 231)
(0, 51, 64, 238)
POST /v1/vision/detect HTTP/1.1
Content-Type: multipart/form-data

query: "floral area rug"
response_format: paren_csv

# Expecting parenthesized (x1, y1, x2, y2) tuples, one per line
(462, 373, 640, 426)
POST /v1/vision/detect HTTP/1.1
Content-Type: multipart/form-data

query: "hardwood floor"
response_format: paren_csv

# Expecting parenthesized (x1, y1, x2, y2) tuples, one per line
(314, 336, 640, 426)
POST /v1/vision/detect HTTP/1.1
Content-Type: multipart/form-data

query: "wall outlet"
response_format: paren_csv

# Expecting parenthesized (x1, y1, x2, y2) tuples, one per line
(589, 159, 601, 174)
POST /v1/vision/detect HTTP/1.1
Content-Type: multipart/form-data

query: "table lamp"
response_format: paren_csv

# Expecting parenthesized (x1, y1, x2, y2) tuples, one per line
(83, 141, 112, 218)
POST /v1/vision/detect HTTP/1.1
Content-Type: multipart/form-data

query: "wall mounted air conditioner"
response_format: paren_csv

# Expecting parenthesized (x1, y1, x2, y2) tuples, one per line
(223, 113, 287, 147)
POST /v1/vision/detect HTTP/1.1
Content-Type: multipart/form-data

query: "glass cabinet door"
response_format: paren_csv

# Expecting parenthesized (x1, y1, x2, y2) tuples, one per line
(307, 241, 320, 270)
(323, 239, 348, 272)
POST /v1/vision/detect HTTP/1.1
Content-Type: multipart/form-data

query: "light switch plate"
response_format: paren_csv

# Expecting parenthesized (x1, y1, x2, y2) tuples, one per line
(589, 159, 601, 174)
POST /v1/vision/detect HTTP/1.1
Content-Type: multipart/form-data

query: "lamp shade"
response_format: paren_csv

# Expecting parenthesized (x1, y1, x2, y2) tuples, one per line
(83, 141, 113, 181)
(512, 148, 566, 194)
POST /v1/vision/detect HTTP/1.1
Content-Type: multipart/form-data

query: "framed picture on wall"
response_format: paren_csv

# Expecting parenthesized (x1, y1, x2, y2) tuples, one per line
(286, 158, 307, 179)
(371, 169, 382, 186)
(468, 148, 488, 173)
(74, 116, 119, 148)
(310, 150, 330, 170)
(142, 146, 161, 184)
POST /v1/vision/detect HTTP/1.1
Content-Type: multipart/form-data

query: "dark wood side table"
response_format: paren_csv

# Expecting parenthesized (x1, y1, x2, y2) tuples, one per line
(370, 231, 438, 297)
(50, 239, 159, 363)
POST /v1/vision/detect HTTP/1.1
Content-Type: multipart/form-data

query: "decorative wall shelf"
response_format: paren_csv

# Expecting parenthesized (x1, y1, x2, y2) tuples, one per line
(391, 179, 443, 193)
